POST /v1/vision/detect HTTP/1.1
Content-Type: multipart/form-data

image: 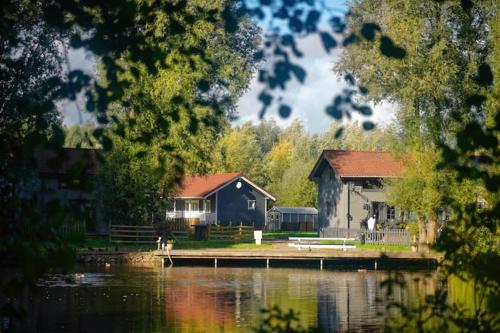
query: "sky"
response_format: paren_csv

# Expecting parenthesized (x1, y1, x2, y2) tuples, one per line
(233, 34, 396, 133)
(62, 0, 396, 133)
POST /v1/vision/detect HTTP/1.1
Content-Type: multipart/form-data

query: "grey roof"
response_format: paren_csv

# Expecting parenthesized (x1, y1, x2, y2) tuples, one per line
(269, 207, 318, 214)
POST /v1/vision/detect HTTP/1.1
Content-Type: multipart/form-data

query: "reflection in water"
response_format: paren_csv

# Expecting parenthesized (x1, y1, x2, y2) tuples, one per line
(12, 265, 436, 332)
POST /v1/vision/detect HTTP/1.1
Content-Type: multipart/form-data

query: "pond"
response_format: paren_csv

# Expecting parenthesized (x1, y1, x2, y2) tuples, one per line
(16, 265, 437, 332)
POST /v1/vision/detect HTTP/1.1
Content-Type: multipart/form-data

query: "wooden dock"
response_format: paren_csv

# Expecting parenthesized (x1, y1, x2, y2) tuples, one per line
(155, 245, 438, 270)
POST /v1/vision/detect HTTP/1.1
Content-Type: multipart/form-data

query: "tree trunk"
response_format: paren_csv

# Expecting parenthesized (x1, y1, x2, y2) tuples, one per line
(418, 216, 427, 246)
(427, 211, 437, 246)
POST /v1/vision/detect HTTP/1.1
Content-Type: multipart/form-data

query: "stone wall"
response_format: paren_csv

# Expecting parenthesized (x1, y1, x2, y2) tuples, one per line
(76, 251, 162, 264)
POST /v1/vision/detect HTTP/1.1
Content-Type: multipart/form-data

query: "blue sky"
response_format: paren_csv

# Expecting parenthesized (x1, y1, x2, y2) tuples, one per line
(62, 0, 396, 133)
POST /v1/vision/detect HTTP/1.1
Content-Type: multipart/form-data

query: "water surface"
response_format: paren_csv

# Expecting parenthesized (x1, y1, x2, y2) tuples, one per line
(22, 265, 435, 332)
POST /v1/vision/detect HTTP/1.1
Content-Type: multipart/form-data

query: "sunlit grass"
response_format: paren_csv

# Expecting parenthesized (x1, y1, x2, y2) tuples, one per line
(73, 235, 271, 251)
(262, 231, 319, 239)
(317, 240, 411, 251)
(72, 235, 156, 251)
(174, 241, 271, 250)
(73, 235, 411, 252)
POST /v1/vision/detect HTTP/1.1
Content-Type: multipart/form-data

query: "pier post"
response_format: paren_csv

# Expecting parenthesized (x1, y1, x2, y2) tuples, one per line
(214, 258, 217, 268)
(266, 258, 269, 268)
(320, 259, 323, 270)
(374, 260, 377, 270)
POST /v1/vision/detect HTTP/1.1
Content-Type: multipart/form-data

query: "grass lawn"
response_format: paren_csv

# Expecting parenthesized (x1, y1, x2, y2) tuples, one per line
(72, 235, 156, 251)
(262, 231, 319, 239)
(318, 240, 411, 251)
(72, 235, 270, 251)
(356, 243, 411, 251)
(74, 235, 410, 252)
(173, 240, 271, 250)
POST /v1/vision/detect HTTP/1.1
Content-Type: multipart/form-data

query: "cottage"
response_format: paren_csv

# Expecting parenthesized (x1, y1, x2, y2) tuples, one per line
(266, 207, 318, 231)
(167, 173, 275, 228)
(308, 150, 403, 230)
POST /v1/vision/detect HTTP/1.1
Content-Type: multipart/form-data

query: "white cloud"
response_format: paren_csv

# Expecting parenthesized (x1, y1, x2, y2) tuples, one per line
(234, 34, 397, 133)
(61, 48, 96, 126)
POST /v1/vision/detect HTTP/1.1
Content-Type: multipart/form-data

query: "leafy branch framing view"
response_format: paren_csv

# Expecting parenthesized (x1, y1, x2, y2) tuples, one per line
(0, 0, 498, 331)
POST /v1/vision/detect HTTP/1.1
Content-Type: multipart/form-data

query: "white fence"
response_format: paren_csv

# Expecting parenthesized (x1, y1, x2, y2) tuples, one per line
(321, 228, 411, 245)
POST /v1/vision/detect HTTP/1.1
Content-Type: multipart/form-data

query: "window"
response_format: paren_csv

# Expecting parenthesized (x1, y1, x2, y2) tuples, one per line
(387, 205, 396, 220)
(203, 200, 211, 213)
(362, 179, 383, 189)
(248, 200, 256, 210)
(186, 200, 199, 212)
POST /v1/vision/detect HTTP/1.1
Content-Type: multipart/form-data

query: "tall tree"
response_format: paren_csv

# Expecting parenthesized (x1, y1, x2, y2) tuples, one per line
(385, 148, 446, 245)
(254, 119, 282, 155)
(64, 122, 99, 148)
(336, 0, 494, 145)
(337, 1, 499, 330)
(212, 126, 267, 185)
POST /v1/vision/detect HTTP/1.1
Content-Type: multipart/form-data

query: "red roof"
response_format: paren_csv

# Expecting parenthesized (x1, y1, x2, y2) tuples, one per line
(175, 173, 242, 198)
(311, 150, 404, 178)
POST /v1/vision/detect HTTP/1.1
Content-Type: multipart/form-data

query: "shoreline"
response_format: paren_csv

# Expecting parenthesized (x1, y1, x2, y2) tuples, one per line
(77, 243, 439, 269)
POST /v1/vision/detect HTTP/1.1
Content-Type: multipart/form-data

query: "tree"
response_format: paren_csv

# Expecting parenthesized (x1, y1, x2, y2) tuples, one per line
(1, 0, 262, 319)
(268, 139, 293, 184)
(336, 0, 494, 146)
(64, 123, 99, 148)
(271, 158, 318, 207)
(212, 126, 267, 185)
(338, 0, 499, 331)
(95, 135, 165, 227)
(94, 1, 260, 224)
(254, 119, 282, 155)
(385, 148, 446, 245)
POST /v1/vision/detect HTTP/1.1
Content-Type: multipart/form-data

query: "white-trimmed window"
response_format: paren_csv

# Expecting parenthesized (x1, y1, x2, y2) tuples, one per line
(203, 200, 211, 213)
(248, 200, 256, 210)
(186, 200, 199, 212)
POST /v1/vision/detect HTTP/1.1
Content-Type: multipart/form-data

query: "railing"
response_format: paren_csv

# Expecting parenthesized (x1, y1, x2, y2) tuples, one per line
(266, 220, 317, 232)
(109, 224, 157, 244)
(208, 223, 254, 242)
(160, 218, 192, 240)
(321, 228, 411, 245)
(60, 221, 86, 235)
(166, 211, 216, 224)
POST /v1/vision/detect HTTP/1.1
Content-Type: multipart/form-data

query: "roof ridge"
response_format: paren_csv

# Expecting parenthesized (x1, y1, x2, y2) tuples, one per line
(185, 172, 242, 178)
(323, 149, 394, 153)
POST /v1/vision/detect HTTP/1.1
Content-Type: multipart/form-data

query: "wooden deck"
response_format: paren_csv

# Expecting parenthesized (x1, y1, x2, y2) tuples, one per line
(155, 243, 438, 270)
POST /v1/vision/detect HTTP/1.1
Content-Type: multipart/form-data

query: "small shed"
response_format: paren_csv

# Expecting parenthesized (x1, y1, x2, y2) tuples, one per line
(266, 207, 319, 232)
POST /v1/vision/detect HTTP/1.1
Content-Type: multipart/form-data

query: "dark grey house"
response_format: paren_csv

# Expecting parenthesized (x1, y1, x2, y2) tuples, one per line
(266, 207, 318, 231)
(167, 173, 275, 228)
(309, 150, 403, 230)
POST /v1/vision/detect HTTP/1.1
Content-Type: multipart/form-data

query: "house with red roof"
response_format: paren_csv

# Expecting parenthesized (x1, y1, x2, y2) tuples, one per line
(309, 150, 404, 230)
(167, 173, 275, 228)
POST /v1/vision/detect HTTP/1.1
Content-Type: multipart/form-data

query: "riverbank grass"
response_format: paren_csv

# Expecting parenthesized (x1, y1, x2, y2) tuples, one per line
(318, 240, 411, 251)
(73, 235, 270, 251)
(263, 231, 318, 239)
(173, 241, 271, 250)
(74, 235, 410, 252)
